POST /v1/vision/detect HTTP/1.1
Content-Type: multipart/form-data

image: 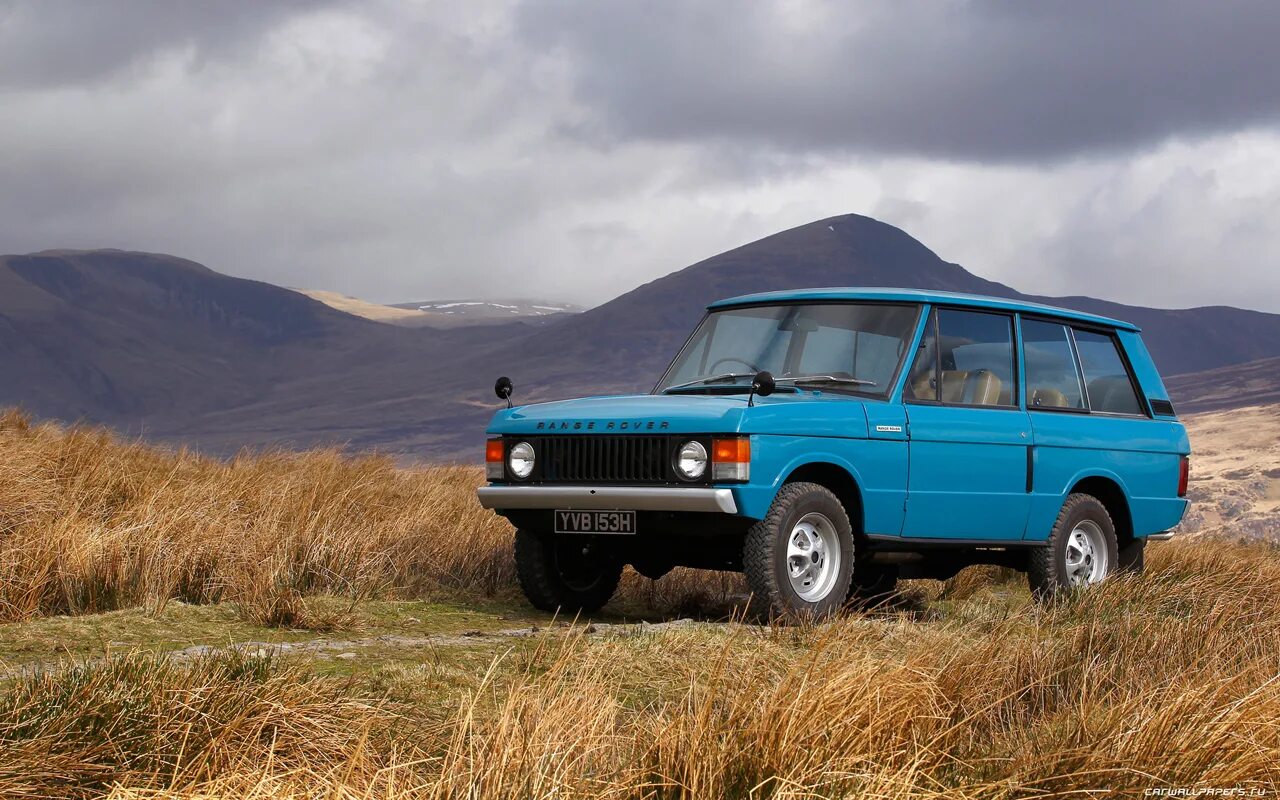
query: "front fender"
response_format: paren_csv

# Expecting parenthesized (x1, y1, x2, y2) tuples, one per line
(729, 434, 908, 536)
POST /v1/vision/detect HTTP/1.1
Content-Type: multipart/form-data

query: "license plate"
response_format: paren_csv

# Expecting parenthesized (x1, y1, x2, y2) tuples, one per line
(554, 509, 637, 535)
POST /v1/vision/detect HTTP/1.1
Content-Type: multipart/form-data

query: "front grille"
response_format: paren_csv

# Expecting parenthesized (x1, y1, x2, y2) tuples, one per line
(535, 435, 680, 484)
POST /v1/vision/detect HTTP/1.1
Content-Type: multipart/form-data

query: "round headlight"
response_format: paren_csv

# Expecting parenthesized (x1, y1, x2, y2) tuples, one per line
(509, 441, 536, 479)
(675, 440, 708, 480)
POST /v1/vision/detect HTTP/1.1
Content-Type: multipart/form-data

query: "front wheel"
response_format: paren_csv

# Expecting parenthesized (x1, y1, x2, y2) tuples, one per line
(514, 529, 622, 613)
(1028, 494, 1119, 601)
(743, 482, 855, 620)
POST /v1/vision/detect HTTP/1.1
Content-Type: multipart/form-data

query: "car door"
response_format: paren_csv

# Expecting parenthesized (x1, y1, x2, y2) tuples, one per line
(902, 307, 1032, 540)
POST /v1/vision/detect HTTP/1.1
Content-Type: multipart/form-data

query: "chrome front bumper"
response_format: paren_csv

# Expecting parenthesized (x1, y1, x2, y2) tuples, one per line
(477, 485, 738, 514)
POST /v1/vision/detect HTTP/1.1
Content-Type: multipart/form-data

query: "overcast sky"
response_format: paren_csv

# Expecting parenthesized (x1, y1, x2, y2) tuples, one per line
(2, 1, 1278, 312)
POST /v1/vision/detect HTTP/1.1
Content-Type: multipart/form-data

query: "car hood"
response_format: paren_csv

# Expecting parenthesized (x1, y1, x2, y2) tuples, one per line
(486, 392, 874, 438)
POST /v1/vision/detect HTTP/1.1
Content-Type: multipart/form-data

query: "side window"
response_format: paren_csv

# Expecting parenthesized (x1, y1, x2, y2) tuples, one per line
(906, 311, 939, 401)
(1073, 329, 1144, 415)
(935, 309, 1015, 406)
(1022, 320, 1086, 410)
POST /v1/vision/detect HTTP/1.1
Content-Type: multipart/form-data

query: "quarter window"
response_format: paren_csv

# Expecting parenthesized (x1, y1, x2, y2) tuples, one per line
(1021, 320, 1086, 410)
(907, 309, 1015, 407)
(1073, 329, 1143, 415)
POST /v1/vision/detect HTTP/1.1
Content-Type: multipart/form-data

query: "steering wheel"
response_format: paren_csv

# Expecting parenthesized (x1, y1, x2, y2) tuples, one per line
(709, 356, 761, 374)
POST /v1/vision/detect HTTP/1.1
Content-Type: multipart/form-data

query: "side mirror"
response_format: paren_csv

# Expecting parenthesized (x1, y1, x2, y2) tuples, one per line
(494, 376, 513, 408)
(752, 371, 775, 397)
(748, 371, 774, 407)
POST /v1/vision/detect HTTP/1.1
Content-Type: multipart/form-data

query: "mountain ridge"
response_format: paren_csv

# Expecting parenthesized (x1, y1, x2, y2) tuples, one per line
(494, 215, 1280, 395)
(2, 214, 1277, 459)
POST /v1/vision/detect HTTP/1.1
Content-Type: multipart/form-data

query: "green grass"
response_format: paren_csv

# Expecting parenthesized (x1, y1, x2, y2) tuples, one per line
(0, 596, 547, 673)
(0, 570, 1026, 689)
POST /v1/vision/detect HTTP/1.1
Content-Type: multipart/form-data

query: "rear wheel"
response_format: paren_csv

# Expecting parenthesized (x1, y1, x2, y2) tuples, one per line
(514, 528, 622, 613)
(1028, 494, 1119, 601)
(743, 482, 855, 620)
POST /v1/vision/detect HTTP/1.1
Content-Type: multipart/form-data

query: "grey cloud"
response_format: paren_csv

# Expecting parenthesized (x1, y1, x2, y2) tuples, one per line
(0, 0, 1277, 315)
(519, 0, 1280, 162)
(0, 0, 334, 89)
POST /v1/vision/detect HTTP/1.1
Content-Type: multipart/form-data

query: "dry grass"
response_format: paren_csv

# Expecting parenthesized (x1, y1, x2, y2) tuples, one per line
(0, 410, 515, 625)
(0, 649, 387, 799)
(3, 409, 1280, 797)
(8, 545, 1280, 798)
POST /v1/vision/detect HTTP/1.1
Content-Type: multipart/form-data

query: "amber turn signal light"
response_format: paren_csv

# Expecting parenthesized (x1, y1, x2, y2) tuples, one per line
(712, 437, 750, 481)
(713, 437, 750, 462)
(485, 438, 505, 480)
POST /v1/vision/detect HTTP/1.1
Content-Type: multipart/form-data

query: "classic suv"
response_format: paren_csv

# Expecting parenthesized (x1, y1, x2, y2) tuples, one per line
(478, 289, 1190, 617)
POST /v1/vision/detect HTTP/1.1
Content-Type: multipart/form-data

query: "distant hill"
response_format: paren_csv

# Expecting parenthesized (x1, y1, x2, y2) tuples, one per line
(0, 249, 378, 422)
(3, 216, 1278, 460)
(299, 290, 581, 328)
(0, 249, 507, 447)
(392, 299, 581, 325)
(1166, 357, 1280, 414)
(297, 290, 445, 327)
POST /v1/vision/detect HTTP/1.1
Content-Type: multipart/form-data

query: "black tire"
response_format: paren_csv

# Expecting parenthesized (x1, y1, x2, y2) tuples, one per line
(514, 528, 622, 614)
(1116, 537, 1145, 574)
(743, 482, 855, 620)
(1028, 493, 1120, 601)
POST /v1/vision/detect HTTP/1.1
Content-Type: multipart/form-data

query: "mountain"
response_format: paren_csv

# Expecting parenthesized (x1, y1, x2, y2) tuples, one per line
(0, 249, 499, 438)
(297, 289, 446, 327)
(393, 299, 582, 325)
(298, 291, 581, 328)
(0, 249, 371, 422)
(2, 216, 1278, 460)
(490, 214, 1280, 397)
(1166, 357, 1280, 414)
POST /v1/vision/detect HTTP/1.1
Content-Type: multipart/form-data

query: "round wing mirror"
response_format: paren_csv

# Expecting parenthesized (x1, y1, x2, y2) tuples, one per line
(752, 371, 775, 397)
(494, 376, 514, 402)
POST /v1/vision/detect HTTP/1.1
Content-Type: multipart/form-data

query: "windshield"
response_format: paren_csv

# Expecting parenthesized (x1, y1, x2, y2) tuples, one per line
(656, 302, 920, 396)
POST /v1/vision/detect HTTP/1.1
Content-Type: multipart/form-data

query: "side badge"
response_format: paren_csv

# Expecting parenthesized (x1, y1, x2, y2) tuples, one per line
(875, 425, 903, 433)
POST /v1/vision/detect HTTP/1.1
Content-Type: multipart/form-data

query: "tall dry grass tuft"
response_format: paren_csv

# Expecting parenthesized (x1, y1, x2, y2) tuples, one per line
(0, 411, 514, 622)
(0, 649, 389, 799)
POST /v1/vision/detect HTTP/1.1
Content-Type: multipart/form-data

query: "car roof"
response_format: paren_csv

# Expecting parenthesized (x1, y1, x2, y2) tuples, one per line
(707, 287, 1139, 331)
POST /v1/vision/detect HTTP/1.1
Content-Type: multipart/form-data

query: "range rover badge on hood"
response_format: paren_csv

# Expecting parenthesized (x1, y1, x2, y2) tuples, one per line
(534, 420, 671, 431)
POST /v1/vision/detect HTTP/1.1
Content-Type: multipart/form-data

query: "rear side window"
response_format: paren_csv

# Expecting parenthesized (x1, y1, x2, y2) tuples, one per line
(907, 308, 1015, 407)
(1022, 320, 1086, 410)
(1073, 329, 1144, 415)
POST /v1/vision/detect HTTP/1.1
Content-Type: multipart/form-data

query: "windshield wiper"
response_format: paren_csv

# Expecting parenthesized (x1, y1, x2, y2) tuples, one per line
(778, 375, 877, 388)
(662, 372, 757, 392)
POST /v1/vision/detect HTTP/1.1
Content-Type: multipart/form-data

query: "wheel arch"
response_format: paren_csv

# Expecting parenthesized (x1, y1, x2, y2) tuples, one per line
(1067, 473, 1135, 546)
(780, 460, 865, 537)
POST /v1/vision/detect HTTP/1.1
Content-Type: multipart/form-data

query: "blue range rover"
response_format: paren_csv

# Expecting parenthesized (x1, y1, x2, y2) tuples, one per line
(479, 289, 1191, 617)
